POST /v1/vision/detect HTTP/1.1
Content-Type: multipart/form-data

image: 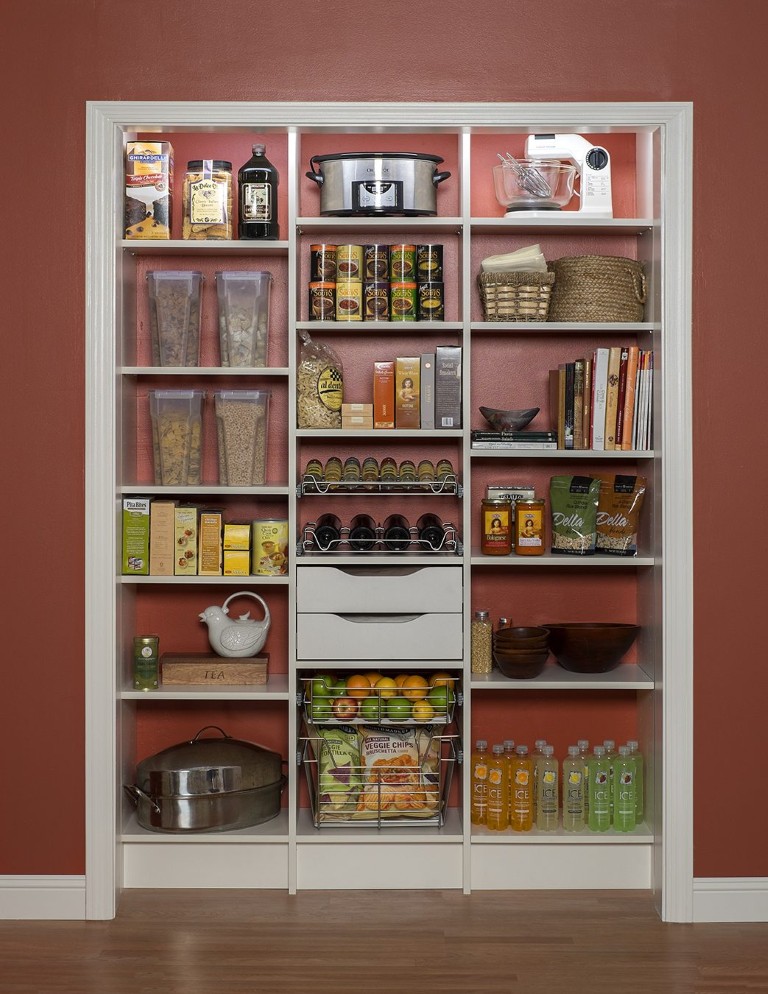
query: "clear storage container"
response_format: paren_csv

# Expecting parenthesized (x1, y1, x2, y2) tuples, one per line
(149, 389, 204, 485)
(146, 271, 203, 367)
(214, 389, 271, 486)
(216, 271, 272, 367)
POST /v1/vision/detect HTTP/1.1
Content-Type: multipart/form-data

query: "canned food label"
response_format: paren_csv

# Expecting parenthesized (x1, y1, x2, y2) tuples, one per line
(309, 282, 335, 321)
(390, 246, 416, 281)
(336, 245, 363, 280)
(390, 282, 418, 320)
(336, 281, 362, 320)
(418, 282, 444, 320)
(310, 245, 337, 281)
(252, 520, 289, 575)
(364, 281, 389, 320)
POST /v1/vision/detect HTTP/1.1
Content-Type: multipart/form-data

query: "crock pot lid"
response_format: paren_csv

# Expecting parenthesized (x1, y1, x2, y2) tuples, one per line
(311, 152, 444, 163)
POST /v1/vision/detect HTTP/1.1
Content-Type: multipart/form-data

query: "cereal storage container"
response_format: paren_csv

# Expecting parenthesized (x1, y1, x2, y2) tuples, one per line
(146, 271, 203, 366)
(216, 271, 272, 367)
(214, 389, 271, 486)
(149, 389, 204, 485)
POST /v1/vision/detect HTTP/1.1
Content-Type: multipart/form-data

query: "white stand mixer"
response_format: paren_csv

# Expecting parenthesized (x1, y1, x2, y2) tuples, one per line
(524, 133, 613, 218)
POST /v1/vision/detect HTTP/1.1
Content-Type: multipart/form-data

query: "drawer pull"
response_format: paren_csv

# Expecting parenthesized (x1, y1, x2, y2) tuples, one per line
(336, 613, 421, 624)
(330, 566, 430, 578)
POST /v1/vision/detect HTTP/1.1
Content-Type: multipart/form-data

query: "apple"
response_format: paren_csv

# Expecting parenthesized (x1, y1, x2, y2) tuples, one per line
(386, 695, 412, 722)
(359, 696, 382, 722)
(332, 696, 359, 720)
(309, 697, 333, 722)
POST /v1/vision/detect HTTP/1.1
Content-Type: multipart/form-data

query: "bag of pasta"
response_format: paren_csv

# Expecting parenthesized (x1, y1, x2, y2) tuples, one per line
(297, 330, 343, 428)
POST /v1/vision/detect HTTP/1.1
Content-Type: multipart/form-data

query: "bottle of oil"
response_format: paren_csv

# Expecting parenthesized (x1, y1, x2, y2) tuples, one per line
(238, 143, 279, 239)
(486, 744, 508, 831)
(470, 740, 490, 826)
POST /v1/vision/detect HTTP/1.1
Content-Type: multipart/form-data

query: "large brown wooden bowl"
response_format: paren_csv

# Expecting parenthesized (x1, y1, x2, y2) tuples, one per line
(544, 623, 640, 673)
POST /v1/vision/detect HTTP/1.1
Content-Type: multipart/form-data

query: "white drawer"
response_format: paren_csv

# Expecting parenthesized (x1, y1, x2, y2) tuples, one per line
(296, 612, 463, 660)
(296, 565, 463, 614)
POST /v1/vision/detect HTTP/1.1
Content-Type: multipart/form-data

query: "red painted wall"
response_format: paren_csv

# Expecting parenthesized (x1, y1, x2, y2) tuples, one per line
(1, 0, 765, 879)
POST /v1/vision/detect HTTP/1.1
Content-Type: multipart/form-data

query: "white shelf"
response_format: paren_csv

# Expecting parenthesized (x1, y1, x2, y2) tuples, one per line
(471, 662, 653, 691)
(121, 239, 290, 255)
(295, 805, 464, 842)
(471, 821, 653, 843)
(470, 216, 657, 235)
(296, 552, 461, 566)
(121, 808, 290, 842)
(470, 551, 654, 566)
(119, 574, 290, 585)
(296, 429, 464, 439)
(471, 322, 659, 333)
(470, 449, 655, 459)
(119, 484, 291, 495)
(296, 216, 464, 235)
(122, 366, 289, 376)
(295, 321, 463, 333)
(121, 674, 290, 700)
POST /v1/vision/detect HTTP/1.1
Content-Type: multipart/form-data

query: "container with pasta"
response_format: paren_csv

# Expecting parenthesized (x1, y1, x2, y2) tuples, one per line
(149, 389, 204, 486)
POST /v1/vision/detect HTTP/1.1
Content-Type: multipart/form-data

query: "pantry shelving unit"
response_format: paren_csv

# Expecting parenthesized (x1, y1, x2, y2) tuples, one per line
(85, 101, 692, 921)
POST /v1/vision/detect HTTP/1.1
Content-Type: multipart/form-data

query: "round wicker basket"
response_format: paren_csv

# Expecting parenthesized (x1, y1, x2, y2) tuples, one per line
(547, 255, 646, 322)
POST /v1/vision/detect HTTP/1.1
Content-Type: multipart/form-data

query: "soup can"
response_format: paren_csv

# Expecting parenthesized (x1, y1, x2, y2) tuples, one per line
(335, 280, 363, 320)
(416, 244, 443, 282)
(309, 243, 337, 281)
(390, 281, 418, 321)
(335, 244, 364, 281)
(252, 519, 289, 575)
(308, 281, 335, 321)
(417, 281, 444, 320)
(364, 281, 389, 321)
(389, 243, 417, 281)
(364, 244, 390, 280)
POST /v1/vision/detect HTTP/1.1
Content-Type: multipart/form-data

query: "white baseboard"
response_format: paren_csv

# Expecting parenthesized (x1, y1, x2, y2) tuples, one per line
(693, 877, 768, 922)
(0, 876, 86, 920)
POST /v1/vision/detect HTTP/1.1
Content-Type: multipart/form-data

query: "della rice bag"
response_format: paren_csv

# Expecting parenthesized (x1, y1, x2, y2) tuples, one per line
(596, 474, 647, 556)
(312, 724, 361, 820)
(356, 726, 435, 819)
(550, 475, 601, 555)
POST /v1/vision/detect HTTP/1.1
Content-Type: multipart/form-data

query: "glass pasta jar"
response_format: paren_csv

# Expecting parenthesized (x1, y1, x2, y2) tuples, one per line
(182, 159, 233, 239)
(514, 498, 545, 556)
(480, 497, 512, 555)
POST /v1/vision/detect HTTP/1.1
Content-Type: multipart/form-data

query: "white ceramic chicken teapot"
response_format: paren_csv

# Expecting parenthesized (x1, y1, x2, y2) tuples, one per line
(199, 591, 271, 658)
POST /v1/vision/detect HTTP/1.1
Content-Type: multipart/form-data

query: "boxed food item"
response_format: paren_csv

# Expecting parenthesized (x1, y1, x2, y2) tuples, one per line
(214, 390, 271, 486)
(146, 271, 203, 367)
(223, 549, 250, 576)
(149, 389, 204, 486)
(198, 510, 223, 575)
(341, 402, 373, 430)
(223, 522, 251, 550)
(216, 271, 272, 367)
(122, 497, 151, 575)
(373, 361, 395, 429)
(174, 505, 198, 576)
(395, 356, 421, 429)
(149, 500, 176, 576)
(124, 141, 173, 239)
(420, 353, 435, 430)
(435, 345, 462, 429)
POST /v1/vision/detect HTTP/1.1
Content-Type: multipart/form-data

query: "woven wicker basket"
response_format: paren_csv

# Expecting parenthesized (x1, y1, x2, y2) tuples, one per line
(477, 271, 555, 322)
(547, 255, 647, 322)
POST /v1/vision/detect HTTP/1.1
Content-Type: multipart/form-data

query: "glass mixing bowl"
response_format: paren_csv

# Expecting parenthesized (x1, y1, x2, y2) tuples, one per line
(493, 161, 577, 213)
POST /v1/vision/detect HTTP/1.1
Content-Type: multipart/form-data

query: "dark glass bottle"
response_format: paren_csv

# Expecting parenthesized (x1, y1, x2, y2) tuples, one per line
(348, 514, 378, 552)
(238, 143, 279, 240)
(416, 513, 446, 551)
(382, 514, 412, 552)
(313, 513, 342, 551)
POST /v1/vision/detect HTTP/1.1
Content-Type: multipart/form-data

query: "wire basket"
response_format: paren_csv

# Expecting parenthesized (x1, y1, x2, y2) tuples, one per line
(547, 255, 647, 322)
(477, 270, 555, 322)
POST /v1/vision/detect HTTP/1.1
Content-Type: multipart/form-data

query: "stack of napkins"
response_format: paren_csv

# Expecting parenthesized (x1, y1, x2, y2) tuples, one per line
(480, 243, 547, 273)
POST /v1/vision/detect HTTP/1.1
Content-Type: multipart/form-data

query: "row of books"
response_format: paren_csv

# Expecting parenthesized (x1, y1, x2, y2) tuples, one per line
(551, 346, 653, 451)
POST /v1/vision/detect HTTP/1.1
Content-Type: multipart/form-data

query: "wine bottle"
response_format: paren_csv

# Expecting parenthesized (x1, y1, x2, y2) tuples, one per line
(416, 513, 446, 551)
(238, 143, 279, 239)
(313, 513, 342, 551)
(348, 514, 378, 552)
(382, 514, 412, 551)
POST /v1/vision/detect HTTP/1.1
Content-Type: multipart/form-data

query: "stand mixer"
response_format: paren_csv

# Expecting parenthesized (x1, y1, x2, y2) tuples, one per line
(524, 133, 613, 218)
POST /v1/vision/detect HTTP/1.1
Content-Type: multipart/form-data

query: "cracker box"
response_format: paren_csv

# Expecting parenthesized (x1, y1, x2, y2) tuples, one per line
(149, 500, 176, 576)
(435, 345, 462, 429)
(124, 141, 174, 239)
(223, 549, 251, 576)
(223, 522, 251, 551)
(395, 356, 421, 429)
(198, 510, 223, 576)
(373, 361, 395, 429)
(122, 497, 151, 575)
(174, 505, 198, 576)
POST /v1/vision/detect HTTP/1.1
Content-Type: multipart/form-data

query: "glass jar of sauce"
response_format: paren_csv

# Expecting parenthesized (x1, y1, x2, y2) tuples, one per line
(514, 498, 545, 556)
(480, 497, 512, 556)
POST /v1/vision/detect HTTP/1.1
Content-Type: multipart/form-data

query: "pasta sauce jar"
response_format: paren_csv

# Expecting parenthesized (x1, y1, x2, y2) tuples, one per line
(514, 498, 545, 555)
(480, 497, 512, 555)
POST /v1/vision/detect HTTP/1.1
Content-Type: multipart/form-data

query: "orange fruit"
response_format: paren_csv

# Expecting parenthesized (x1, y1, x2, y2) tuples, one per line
(374, 676, 398, 699)
(363, 671, 383, 687)
(394, 672, 410, 687)
(429, 671, 455, 690)
(346, 674, 371, 699)
(402, 674, 429, 700)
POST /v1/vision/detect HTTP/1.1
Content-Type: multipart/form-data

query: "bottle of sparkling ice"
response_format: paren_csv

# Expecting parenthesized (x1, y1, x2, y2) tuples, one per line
(503, 739, 516, 823)
(562, 745, 586, 832)
(470, 740, 490, 826)
(509, 745, 534, 832)
(588, 745, 611, 832)
(627, 739, 644, 821)
(578, 739, 590, 816)
(532, 739, 547, 817)
(603, 739, 617, 820)
(486, 744, 508, 831)
(613, 745, 637, 832)
(535, 744, 559, 831)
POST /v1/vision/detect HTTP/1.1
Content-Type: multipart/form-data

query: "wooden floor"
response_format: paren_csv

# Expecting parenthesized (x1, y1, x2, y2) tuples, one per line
(2, 890, 768, 993)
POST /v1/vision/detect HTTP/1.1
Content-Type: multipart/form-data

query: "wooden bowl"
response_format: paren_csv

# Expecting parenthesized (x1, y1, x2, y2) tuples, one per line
(544, 623, 640, 673)
(479, 406, 540, 432)
(493, 649, 549, 679)
(494, 626, 549, 648)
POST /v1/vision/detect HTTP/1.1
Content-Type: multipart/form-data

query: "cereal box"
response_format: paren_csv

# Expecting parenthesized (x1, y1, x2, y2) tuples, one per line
(122, 497, 151, 575)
